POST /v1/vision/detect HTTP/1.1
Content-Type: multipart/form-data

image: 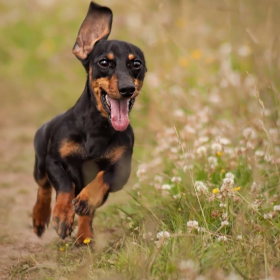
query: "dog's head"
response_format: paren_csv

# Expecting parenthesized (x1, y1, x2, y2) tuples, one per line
(73, 2, 146, 132)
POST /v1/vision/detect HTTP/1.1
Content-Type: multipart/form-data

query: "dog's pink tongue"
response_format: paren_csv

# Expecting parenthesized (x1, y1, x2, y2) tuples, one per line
(109, 97, 130, 131)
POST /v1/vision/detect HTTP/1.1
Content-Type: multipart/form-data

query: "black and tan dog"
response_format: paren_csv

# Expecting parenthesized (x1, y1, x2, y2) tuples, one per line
(32, 2, 146, 244)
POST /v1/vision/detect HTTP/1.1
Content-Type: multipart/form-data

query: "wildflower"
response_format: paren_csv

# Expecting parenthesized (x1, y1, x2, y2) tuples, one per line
(263, 213, 273, 219)
(211, 142, 222, 153)
(161, 184, 171, 190)
(178, 259, 198, 272)
(187, 220, 199, 231)
(217, 151, 223, 157)
(236, 235, 242, 240)
(143, 232, 153, 240)
(222, 212, 228, 220)
(194, 181, 208, 195)
(83, 238, 91, 245)
(255, 150, 264, 157)
(217, 235, 228, 242)
(225, 172, 235, 179)
(233, 186, 241, 191)
(196, 146, 207, 157)
(171, 176, 182, 183)
(59, 247, 65, 252)
(183, 164, 193, 172)
(208, 156, 218, 168)
(191, 49, 202, 60)
(274, 205, 280, 211)
(156, 231, 170, 239)
(221, 221, 229, 226)
(243, 127, 256, 139)
(213, 188, 219, 194)
(219, 203, 226, 208)
(219, 137, 231, 145)
(174, 109, 185, 117)
(179, 56, 189, 67)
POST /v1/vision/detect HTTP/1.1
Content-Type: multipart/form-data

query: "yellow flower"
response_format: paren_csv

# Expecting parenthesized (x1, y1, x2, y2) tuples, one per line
(217, 151, 223, 157)
(233, 186, 241, 191)
(179, 56, 189, 67)
(221, 169, 226, 173)
(191, 49, 202, 60)
(213, 188, 219, 194)
(59, 247, 65, 252)
(83, 238, 91, 244)
(175, 17, 186, 28)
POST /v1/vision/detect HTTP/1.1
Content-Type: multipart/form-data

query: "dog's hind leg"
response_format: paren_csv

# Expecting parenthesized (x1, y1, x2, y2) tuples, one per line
(32, 124, 52, 237)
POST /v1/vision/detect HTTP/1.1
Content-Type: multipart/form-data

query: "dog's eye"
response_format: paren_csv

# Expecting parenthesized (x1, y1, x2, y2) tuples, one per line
(99, 59, 109, 68)
(132, 60, 142, 69)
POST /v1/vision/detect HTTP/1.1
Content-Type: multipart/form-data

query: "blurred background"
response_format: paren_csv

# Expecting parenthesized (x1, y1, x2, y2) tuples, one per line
(0, 0, 279, 275)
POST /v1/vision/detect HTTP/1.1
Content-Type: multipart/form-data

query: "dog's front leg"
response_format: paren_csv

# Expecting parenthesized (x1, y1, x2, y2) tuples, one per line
(46, 154, 75, 239)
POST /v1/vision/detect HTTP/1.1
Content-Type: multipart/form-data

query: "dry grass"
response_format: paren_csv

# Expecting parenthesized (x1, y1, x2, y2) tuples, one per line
(0, 0, 280, 279)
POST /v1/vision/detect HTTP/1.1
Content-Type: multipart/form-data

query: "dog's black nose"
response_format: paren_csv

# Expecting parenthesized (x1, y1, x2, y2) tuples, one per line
(119, 85, 135, 98)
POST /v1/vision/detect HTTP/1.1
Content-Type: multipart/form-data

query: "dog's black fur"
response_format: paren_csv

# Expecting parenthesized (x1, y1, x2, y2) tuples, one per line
(32, 2, 146, 244)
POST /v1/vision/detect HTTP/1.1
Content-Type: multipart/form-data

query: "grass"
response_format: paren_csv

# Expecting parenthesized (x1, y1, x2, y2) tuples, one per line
(1, 0, 280, 279)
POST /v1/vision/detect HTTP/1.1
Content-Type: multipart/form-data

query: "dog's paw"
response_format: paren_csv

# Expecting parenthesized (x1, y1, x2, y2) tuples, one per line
(52, 202, 75, 239)
(72, 192, 94, 216)
(33, 203, 51, 237)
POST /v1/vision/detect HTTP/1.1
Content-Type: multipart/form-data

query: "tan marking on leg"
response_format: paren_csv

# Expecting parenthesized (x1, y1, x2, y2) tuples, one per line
(33, 181, 52, 237)
(76, 214, 94, 245)
(52, 185, 75, 238)
(59, 140, 85, 158)
(73, 171, 109, 215)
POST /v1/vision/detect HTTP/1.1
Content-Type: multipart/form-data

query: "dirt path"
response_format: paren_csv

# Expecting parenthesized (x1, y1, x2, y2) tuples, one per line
(0, 121, 57, 279)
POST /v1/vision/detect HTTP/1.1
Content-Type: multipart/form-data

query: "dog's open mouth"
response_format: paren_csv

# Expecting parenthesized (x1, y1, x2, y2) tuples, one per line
(100, 90, 135, 131)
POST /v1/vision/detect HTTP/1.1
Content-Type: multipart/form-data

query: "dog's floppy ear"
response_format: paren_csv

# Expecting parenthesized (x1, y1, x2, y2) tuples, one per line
(73, 2, 112, 60)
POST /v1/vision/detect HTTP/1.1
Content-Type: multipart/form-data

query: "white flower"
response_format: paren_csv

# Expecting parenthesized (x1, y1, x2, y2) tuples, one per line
(196, 146, 207, 156)
(194, 181, 208, 195)
(221, 221, 229, 226)
(274, 205, 280, 211)
(187, 220, 199, 231)
(178, 259, 197, 272)
(171, 176, 182, 183)
(236, 235, 242, 240)
(243, 127, 256, 139)
(219, 203, 226, 208)
(183, 164, 193, 172)
(219, 137, 231, 145)
(217, 235, 228, 242)
(156, 231, 170, 239)
(264, 212, 273, 219)
(222, 177, 234, 186)
(225, 172, 235, 179)
(208, 156, 218, 167)
(161, 184, 171, 190)
(211, 142, 222, 153)
(173, 109, 184, 117)
(255, 150, 265, 157)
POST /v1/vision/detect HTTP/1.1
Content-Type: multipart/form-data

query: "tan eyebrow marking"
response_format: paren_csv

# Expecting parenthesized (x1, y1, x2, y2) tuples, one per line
(128, 53, 135, 60)
(107, 52, 114, 60)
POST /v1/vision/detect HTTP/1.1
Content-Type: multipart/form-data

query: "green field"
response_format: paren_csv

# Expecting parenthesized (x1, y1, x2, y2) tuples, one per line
(1, 0, 280, 279)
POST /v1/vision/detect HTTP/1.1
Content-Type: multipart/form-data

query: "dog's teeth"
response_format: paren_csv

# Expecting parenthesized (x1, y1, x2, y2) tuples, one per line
(105, 95, 110, 107)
